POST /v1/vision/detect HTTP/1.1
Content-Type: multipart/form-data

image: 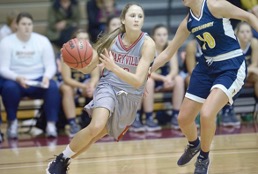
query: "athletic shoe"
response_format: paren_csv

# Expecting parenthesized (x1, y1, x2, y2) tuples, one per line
(46, 124, 57, 138)
(69, 122, 80, 138)
(129, 119, 145, 132)
(46, 153, 70, 174)
(145, 118, 161, 132)
(171, 114, 180, 130)
(0, 131, 4, 143)
(221, 111, 240, 127)
(177, 143, 201, 166)
(194, 158, 210, 174)
(7, 119, 18, 139)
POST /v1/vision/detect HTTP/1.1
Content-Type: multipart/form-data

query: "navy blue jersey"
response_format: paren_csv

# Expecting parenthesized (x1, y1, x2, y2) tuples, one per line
(195, 42, 203, 61)
(242, 42, 252, 66)
(187, 0, 241, 57)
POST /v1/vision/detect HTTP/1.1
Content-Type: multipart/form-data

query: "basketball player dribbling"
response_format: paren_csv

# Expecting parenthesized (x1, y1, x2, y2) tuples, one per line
(150, 0, 258, 173)
(46, 3, 156, 174)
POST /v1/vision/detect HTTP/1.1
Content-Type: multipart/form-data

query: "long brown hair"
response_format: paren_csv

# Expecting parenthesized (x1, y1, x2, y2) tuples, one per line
(94, 3, 144, 55)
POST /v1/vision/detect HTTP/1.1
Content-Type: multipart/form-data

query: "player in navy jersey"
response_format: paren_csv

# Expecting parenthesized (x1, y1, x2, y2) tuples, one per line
(235, 22, 258, 98)
(46, 3, 156, 174)
(151, 0, 258, 173)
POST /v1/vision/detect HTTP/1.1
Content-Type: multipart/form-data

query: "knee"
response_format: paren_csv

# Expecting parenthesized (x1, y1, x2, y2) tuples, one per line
(178, 112, 191, 127)
(200, 108, 216, 125)
(175, 75, 185, 87)
(87, 123, 105, 138)
(61, 84, 74, 97)
(2, 80, 19, 90)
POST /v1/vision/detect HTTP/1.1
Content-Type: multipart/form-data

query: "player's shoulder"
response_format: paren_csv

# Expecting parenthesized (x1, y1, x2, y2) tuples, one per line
(143, 35, 155, 48)
(207, 0, 228, 16)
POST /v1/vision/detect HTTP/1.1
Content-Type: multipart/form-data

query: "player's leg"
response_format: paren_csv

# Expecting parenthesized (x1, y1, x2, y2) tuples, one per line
(177, 97, 202, 166)
(71, 127, 107, 158)
(60, 84, 80, 137)
(177, 66, 211, 166)
(193, 88, 228, 174)
(143, 77, 161, 131)
(171, 75, 185, 129)
(46, 107, 109, 174)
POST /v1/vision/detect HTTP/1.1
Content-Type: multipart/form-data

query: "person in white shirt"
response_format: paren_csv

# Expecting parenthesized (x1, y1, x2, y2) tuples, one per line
(0, 11, 18, 41)
(0, 12, 60, 140)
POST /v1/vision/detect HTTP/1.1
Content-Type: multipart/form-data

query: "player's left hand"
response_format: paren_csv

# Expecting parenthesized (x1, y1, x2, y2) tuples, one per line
(99, 48, 117, 71)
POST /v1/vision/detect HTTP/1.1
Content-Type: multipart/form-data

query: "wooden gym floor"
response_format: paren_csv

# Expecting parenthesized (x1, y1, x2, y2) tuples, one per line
(0, 124, 258, 174)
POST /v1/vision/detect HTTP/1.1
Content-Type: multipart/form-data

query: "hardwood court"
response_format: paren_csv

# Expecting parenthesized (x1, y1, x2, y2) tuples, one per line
(0, 133, 257, 174)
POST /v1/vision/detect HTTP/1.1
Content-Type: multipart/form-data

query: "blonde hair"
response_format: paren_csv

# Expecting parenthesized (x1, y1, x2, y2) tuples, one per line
(94, 3, 143, 55)
(235, 22, 251, 35)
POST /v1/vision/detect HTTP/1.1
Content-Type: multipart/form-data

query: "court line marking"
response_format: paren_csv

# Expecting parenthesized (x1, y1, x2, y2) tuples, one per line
(0, 149, 258, 170)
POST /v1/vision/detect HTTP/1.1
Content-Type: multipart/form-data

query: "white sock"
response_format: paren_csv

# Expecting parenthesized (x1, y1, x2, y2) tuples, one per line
(62, 145, 75, 159)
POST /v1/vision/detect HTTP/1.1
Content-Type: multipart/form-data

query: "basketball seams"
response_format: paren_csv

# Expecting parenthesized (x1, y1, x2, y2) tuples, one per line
(62, 38, 93, 69)
(63, 45, 79, 68)
(75, 39, 83, 68)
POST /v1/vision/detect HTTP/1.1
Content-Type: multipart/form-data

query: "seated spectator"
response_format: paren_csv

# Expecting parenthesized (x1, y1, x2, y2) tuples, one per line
(185, 39, 240, 127)
(55, 29, 99, 137)
(130, 24, 185, 132)
(86, 0, 119, 43)
(235, 22, 258, 98)
(0, 11, 18, 40)
(46, 0, 80, 48)
(240, 0, 258, 38)
(0, 76, 4, 143)
(0, 12, 60, 139)
(105, 15, 121, 34)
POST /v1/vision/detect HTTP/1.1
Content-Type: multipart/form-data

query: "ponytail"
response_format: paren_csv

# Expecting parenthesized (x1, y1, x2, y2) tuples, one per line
(94, 25, 125, 55)
(94, 3, 143, 55)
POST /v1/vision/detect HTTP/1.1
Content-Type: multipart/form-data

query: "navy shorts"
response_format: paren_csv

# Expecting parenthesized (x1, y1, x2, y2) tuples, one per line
(186, 55, 246, 105)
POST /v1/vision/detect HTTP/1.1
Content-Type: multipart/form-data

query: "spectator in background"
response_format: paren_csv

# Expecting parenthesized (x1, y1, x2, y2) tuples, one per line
(240, 0, 258, 38)
(56, 29, 99, 137)
(106, 15, 121, 34)
(86, 0, 119, 43)
(130, 24, 185, 132)
(0, 77, 4, 143)
(235, 22, 258, 98)
(46, 0, 80, 48)
(0, 12, 60, 139)
(0, 11, 18, 40)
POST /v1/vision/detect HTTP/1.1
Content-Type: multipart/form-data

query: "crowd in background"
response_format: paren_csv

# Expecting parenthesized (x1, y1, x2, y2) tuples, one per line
(0, 0, 257, 143)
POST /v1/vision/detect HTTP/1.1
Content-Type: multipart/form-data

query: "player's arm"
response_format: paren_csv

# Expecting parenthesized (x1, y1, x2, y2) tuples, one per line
(151, 16, 190, 72)
(209, 0, 258, 32)
(99, 36, 155, 89)
(185, 40, 197, 75)
(168, 51, 179, 79)
(250, 38, 258, 68)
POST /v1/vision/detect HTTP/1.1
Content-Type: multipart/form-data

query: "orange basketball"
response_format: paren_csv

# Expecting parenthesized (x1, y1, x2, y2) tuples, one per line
(61, 38, 93, 69)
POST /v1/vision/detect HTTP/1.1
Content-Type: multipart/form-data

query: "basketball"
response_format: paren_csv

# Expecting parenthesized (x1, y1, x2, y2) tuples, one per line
(61, 38, 93, 69)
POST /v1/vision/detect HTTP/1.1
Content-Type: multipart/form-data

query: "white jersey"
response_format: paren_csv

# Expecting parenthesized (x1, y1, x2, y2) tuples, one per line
(0, 32, 56, 81)
(100, 32, 147, 95)
(0, 24, 12, 41)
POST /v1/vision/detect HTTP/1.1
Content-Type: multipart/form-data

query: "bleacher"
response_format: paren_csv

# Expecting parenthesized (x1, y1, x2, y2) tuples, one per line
(0, 0, 88, 35)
